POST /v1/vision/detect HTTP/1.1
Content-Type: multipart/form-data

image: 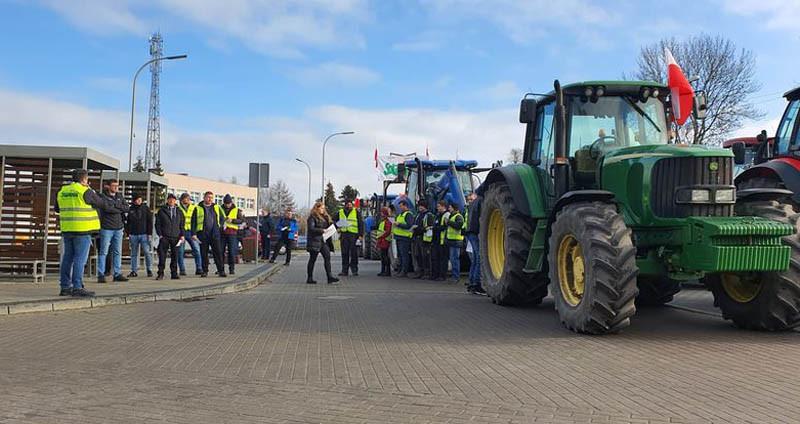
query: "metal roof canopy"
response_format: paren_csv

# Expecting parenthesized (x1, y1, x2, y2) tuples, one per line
(0, 144, 119, 170)
(100, 171, 168, 209)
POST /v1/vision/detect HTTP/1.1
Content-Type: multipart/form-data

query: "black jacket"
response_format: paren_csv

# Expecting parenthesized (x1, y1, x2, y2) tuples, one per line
(155, 205, 185, 240)
(98, 191, 129, 230)
(466, 198, 481, 235)
(126, 203, 153, 236)
(306, 214, 332, 253)
(259, 215, 274, 236)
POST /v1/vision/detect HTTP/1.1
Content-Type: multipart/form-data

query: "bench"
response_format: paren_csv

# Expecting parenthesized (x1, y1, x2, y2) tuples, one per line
(0, 260, 46, 283)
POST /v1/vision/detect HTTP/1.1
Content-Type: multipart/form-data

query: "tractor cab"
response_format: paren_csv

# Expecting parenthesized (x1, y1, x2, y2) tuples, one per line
(773, 87, 800, 158)
(521, 81, 671, 196)
(403, 159, 478, 211)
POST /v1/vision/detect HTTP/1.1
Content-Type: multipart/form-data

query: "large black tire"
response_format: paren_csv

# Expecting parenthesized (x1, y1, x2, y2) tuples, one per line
(705, 200, 800, 331)
(369, 230, 380, 260)
(636, 277, 680, 307)
(548, 202, 639, 334)
(479, 182, 548, 306)
(737, 176, 798, 210)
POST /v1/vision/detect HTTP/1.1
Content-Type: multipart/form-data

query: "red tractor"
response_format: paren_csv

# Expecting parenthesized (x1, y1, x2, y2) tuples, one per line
(729, 86, 800, 208)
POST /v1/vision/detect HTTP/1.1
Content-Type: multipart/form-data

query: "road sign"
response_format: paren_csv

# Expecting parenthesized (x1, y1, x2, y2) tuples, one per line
(249, 163, 269, 188)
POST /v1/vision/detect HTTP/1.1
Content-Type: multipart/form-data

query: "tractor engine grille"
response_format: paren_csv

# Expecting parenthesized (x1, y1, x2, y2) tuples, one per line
(650, 156, 734, 218)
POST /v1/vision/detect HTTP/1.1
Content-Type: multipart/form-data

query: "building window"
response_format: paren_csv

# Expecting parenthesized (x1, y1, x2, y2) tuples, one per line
(215, 195, 223, 204)
(237, 197, 245, 208)
(191, 192, 201, 202)
(246, 199, 254, 209)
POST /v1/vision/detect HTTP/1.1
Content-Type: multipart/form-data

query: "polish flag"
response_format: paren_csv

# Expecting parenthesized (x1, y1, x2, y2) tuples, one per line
(374, 147, 378, 168)
(666, 48, 694, 126)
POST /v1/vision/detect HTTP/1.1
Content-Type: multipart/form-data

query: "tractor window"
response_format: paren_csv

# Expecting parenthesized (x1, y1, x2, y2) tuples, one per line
(775, 100, 800, 156)
(406, 169, 419, 204)
(534, 102, 555, 169)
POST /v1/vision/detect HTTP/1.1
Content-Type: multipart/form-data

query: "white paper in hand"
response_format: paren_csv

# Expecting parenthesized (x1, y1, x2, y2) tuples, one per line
(335, 219, 350, 228)
(465, 242, 473, 254)
(323, 225, 337, 241)
(425, 228, 433, 238)
(176, 239, 184, 247)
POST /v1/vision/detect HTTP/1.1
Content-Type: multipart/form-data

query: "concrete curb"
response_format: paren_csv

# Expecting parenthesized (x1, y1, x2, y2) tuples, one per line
(0, 264, 283, 316)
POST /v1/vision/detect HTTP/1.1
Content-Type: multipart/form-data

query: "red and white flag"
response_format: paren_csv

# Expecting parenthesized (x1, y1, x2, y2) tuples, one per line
(374, 147, 379, 168)
(665, 48, 694, 126)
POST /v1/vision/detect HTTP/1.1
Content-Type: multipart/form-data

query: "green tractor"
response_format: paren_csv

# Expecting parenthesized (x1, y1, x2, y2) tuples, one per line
(478, 80, 800, 334)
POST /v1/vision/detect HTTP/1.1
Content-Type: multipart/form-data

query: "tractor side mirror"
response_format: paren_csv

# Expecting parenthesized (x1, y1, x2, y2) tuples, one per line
(519, 98, 537, 123)
(693, 91, 708, 120)
(730, 142, 746, 165)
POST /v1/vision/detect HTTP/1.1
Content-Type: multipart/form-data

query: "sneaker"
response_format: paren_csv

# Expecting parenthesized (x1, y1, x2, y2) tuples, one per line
(306, 280, 317, 284)
(218, 272, 227, 278)
(327, 277, 340, 284)
(113, 274, 129, 282)
(195, 270, 203, 276)
(97, 275, 107, 283)
(71, 288, 95, 297)
(156, 274, 164, 280)
(147, 271, 154, 278)
(59, 288, 73, 296)
(128, 271, 138, 278)
(283, 262, 290, 266)
(171, 275, 180, 280)
(229, 270, 235, 276)
(474, 287, 487, 295)
(180, 271, 187, 276)
(200, 272, 208, 278)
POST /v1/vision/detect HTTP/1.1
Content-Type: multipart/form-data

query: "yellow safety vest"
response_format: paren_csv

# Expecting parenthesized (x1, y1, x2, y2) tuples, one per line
(438, 213, 448, 245)
(422, 212, 433, 243)
(56, 182, 100, 233)
(378, 220, 392, 241)
(194, 204, 225, 232)
(338, 208, 359, 234)
(446, 212, 465, 242)
(179, 204, 196, 231)
(392, 211, 413, 238)
(225, 207, 240, 230)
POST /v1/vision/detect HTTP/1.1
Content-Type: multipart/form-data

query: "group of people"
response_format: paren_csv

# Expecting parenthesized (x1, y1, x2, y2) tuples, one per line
(56, 169, 253, 297)
(375, 193, 484, 294)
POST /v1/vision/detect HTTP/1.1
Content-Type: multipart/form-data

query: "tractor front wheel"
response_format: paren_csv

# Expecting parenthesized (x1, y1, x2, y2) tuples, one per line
(705, 200, 800, 331)
(479, 182, 548, 305)
(548, 201, 639, 334)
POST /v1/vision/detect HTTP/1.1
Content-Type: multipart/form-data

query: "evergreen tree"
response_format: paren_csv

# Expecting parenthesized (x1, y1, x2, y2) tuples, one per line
(132, 155, 146, 173)
(324, 182, 339, 214)
(338, 185, 360, 204)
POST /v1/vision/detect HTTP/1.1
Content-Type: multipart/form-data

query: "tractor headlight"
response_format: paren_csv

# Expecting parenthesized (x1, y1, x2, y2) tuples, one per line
(715, 188, 735, 203)
(690, 189, 710, 203)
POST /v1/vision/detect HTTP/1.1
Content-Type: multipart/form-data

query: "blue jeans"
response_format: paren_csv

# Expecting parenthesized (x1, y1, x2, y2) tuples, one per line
(97, 228, 123, 277)
(129, 234, 152, 273)
(178, 231, 202, 273)
(396, 236, 412, 274)
(221, 233, 239, 269)
(467, 234, 481, 288)
(449, 245, 461, 280)
(60, 234, 92, 289)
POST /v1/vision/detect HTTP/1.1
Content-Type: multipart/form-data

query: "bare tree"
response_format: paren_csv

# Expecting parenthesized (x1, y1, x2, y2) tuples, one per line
(507, 148, 523, 164)
(262, 180, 296, 215)
(631, 34, 762, 145)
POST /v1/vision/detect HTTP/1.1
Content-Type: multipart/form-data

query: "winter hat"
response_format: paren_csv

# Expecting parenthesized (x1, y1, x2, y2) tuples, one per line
(223, 194, 233, 204)
(179, 192, 191, 201)
(167, 193, 177, 200)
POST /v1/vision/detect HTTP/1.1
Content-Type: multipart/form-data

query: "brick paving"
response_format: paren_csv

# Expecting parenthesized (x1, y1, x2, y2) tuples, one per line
(1, 260, 799, 423)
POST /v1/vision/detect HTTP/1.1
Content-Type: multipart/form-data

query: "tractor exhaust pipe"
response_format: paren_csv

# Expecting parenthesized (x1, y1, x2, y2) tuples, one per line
(554, 80, 569, 198)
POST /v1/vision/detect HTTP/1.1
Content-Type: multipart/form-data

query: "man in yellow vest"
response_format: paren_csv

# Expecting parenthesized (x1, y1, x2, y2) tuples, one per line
(190, 191, 227, 278)
(55, 169, 107, 297)
(178, 193, 202, 276)
(445, 202, 466, 282)
(337, 199, 363, 276)
(392, 199, 415, 277)
(221, 194, 244, 275)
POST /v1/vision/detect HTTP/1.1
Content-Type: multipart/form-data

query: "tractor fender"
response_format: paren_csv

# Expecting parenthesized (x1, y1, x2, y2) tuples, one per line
(547, 190, 617, 228)
(476, 165, 546, 218)
(736, 159, 800, 204)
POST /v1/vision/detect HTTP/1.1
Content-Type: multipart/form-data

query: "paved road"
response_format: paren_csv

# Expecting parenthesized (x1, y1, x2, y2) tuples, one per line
(1, 260, 798, 423)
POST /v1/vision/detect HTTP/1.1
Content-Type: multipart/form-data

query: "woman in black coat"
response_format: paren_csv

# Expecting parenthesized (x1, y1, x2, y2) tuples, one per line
(306, 202, 339, 284)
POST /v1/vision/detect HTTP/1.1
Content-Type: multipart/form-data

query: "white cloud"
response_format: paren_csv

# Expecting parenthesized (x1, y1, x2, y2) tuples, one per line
(0, 87, 522, 207)
(722, 0, 800, 32)
(480, 80, 522, 103)
(38, 0, 370, 58)
(40, 0, 147, 35)
(293, 62, 380, 86)
(419, 0, 614, 44)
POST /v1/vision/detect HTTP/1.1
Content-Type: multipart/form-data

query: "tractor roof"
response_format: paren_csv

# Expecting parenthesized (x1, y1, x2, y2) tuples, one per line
(532, 80, 667, 99)
(403, 159, 478, 169)
(784, 86, 800, 100)
(722, 136, 773, 148)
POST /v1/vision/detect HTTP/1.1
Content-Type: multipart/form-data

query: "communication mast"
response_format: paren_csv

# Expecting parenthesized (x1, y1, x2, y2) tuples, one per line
(144, 32, 162, 172)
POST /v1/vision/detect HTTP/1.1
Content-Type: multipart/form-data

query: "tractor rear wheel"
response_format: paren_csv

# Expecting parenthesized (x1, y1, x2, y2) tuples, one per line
(705, 200, 800, 331)
(636, 277, 681, 307)
(548, 201, 638, 334)
(479, 182, 548, 305)
(737, 177, 798, 210)
(369, 230, 380, 260)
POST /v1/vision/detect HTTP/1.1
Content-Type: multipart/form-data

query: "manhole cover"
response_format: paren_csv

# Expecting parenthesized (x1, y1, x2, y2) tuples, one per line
(317, 296, 354, 300)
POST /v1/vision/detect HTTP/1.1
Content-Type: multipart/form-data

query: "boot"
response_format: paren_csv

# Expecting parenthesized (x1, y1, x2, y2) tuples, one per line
(327, 276, 340, 284)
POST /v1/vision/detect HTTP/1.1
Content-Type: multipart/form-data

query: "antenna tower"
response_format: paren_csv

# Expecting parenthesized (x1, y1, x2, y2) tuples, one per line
(144, 32, 162, 172)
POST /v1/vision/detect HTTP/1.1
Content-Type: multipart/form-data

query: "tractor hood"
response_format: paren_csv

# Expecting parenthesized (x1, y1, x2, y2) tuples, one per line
(602, 144, 733, 166)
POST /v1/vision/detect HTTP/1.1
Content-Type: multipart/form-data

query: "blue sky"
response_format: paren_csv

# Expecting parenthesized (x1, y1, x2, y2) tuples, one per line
(0, 0, 798, 204)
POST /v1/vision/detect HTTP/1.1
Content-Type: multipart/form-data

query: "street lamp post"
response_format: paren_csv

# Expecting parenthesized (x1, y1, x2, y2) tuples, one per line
(128, 54, 188, 172)
(320, 131, 355, 199)
(295, 158, 312, 209)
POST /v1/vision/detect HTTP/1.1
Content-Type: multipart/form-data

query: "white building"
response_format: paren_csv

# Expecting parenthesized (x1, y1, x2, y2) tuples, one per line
(164, 172, 258, 217)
